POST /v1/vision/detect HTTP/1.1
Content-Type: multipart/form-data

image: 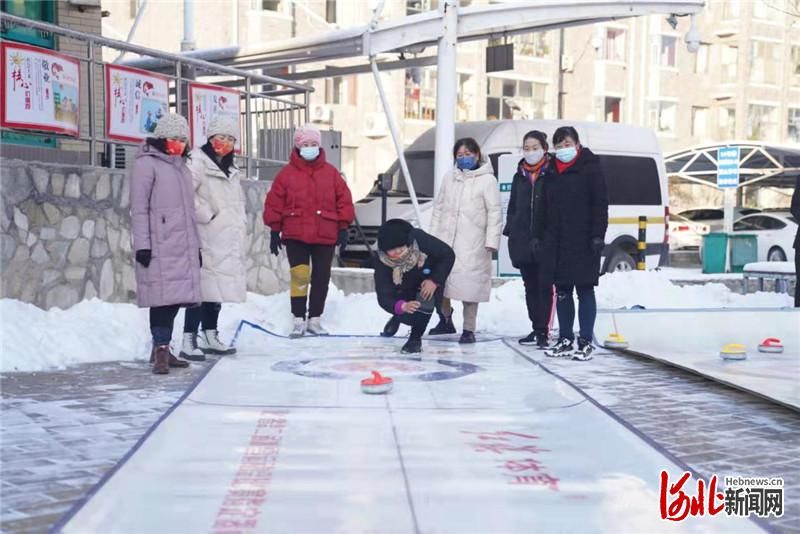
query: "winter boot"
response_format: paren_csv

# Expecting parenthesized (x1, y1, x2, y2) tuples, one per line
(401, 336, 422, 354)
(180, 333, 206, 362)
(459, 330, 476, 344)
(306, 317, 329, 336)
(381, 316, 402, 338)
(289, 317, 306, 339)
(428, 315, 456, 335)
(151, 345, 170, 374)
(545, 338, 574, 358)
(198, 329, 236, 355)
(572, 338, 595, 361)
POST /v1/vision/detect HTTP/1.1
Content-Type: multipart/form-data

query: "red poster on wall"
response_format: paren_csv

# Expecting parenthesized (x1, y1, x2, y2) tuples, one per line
(188, 82, 241, 151)
(106, 64, 170, 143)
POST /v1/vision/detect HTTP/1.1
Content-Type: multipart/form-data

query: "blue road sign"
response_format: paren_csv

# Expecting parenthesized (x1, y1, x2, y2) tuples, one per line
(717, 146, 740, 188)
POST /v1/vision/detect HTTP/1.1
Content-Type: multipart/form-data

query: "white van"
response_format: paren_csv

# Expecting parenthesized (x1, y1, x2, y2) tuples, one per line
(346, 120, 670, 272)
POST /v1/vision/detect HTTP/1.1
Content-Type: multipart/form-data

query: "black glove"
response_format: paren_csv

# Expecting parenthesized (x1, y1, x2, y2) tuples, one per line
(337, 229, 348, 250)
(529, 238, 541, 255)
(199, 249, 203, 267)
(591, 237, 605, 254)
(270, 231, 282, 256)
(135, 249, 152, 268)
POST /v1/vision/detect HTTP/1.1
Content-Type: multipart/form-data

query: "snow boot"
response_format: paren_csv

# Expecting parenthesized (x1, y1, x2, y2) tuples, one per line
(289, 317, 306, 339)
(428, 315, 456, 335)
(381, 316, 401, 338)
(306, 317, 329, 336)
(198, 329, 236, 355)
(401, 336, 422, 354)
(151, 345, 170, 374)
(459, 330, 476, 344)
(545, 338, 574, 358)
(180, 333, 206, 362)
(572, 338, 595, 361)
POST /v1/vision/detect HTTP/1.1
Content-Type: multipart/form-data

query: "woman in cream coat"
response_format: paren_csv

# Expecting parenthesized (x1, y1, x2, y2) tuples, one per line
(430, 137, 503, 344)
(180, 115, 247, 360)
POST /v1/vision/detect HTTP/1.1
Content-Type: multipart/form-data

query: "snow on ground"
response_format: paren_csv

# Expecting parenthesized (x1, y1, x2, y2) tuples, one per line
(0, 270, 793, 373)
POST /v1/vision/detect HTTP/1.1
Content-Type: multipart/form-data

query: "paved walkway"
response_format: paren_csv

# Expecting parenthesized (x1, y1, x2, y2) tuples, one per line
(1, 346, 798, 533)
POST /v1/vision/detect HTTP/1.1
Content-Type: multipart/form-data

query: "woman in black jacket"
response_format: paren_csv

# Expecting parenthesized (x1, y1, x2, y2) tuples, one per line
(503, 130, 555, 349)
(535, 126, 608, 361)
(374, 219, 455, 353)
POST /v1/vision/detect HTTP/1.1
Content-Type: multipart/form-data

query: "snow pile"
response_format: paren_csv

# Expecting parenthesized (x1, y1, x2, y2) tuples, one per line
(0, 270, 794, 372)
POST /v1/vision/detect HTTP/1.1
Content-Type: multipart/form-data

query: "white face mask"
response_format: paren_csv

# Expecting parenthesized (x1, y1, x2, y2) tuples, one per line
(523, 149, 544, 165)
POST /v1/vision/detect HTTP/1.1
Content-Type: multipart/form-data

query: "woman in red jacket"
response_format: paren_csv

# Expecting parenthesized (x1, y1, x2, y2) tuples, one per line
(264, 125, 355, 338)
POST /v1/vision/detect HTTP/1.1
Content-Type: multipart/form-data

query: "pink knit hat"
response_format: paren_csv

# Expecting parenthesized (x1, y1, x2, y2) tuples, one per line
(293, 124, 322, 148)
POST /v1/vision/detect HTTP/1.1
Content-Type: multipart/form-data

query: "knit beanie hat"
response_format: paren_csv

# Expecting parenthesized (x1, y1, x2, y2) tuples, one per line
(153, 113, 189, 139)
(293, 124, 322, 148)
(207, 114, 239, 140)
(377, 219, 414, 251)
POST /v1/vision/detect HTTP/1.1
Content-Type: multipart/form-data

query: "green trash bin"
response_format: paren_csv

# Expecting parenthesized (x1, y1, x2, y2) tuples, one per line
(730, 234, 758, 273)
(702, 233, 728, 274)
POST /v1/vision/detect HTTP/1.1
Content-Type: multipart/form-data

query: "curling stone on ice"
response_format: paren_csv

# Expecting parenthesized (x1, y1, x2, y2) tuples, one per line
(603, 333, 629, 350)
(361, 370, 393, 394)
(758, 338, 784, 354)
(720, 343, 747, 361)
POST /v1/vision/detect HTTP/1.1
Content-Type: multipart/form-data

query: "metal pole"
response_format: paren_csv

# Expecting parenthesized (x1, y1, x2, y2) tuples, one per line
(433, 0, 458, 198)
(87, 42, 97, 166)
(114, 0, 148, 63)
(557, 28, 565, 119)
(637, 216, 647, 270)
(175, 61, 182, 115)
(246, 77, 254, 179)
(181, 0, 196, 51)
(370, 59, 422, 226)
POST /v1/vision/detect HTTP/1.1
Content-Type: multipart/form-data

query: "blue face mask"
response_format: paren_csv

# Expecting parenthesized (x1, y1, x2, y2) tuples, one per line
(555, 146, 578, 163)
(456, 155, 477, 170)
(299, 146, 320, 161)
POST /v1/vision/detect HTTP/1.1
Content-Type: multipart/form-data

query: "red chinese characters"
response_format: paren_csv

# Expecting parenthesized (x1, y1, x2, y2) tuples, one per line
(464, 430, 560, 491)
(659, 471, 725, 521)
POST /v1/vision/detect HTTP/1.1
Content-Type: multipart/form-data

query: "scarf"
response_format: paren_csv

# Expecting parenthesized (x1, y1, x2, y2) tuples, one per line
(521, 157, 546, 184)
(378, 241, 428, 286)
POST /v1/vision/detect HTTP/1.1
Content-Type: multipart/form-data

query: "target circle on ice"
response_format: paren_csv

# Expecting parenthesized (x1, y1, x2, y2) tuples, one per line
(271, 356, 482, 382)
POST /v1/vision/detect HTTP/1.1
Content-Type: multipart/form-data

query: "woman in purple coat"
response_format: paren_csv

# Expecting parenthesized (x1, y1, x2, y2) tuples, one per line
(130, 113, 201, 374)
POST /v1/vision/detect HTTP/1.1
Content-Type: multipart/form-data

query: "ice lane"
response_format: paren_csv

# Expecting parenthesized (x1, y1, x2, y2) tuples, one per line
(59, 329, 760, 533)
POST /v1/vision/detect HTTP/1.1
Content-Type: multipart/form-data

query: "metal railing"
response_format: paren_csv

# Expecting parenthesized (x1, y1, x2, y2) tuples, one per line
(0, 13, 311, 178)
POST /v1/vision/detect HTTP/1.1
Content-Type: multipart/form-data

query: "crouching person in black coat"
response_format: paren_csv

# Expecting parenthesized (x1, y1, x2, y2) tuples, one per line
(374, 219, 455, 353)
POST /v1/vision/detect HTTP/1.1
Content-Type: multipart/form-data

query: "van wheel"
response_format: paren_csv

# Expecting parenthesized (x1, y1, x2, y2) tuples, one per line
(605, 249, 636, 273)
(767, 247, 786, 262)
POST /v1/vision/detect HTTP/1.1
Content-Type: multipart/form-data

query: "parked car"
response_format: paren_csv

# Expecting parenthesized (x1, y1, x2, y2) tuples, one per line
(731, 212, 798, 261)
(669, 213, 709, 250)
(677, 207, 761, 232)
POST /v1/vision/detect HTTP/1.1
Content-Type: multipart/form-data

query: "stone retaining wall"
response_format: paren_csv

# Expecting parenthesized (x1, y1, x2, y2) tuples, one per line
(0, 157, 288, 310)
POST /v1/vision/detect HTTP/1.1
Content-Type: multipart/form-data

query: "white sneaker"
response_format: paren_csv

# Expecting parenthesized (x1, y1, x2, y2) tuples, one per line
(306, 317, 329, 336)
(198, 329, 236, 355)
(179, 333, 206, 361)
(289, 317, 306, 339)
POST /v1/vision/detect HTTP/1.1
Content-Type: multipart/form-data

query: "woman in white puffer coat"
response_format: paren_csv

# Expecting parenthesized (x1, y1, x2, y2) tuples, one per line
(180, 115, 247, 360)
(430, 137, 503, 344)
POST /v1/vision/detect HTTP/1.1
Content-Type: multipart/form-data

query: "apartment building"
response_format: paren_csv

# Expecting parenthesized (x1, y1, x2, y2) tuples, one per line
(99, 0, 800, 199)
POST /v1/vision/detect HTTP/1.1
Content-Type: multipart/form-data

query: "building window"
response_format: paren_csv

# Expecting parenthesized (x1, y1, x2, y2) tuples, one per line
(791, 46, 800, 86)
(691, 106, 708, 137)
(789, 108, 800, 143)
(325, 77, 343, 105)
(752, 0, 780, 21)
(457, 73, 473, 121)
(721, 0, 739, 19)
(325, 0, 336, 23)
(252, 0, 281, 10)
(750, 41, 781, 85)
(694, 43, 709, 74)
(604, 97, 622, 122)
(405, 68, 437, 121)
(648, 101, 676, 135)
(721, 45, 738, 84)
(718, 107, 736, 139)
(747, 104, 778, 140)
(512, 33, 550, 58)
(486, 78, 547, 120)
(657, 36, 677, 68)
(603, 28, 626, 62)
(407, 0, 438, 15)
(1, 0, 57, 48)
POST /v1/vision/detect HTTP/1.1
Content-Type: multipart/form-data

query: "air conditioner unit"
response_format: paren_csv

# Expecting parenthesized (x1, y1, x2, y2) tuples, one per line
(311, 104, 333, 124)
(364, 112, 389, 138)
